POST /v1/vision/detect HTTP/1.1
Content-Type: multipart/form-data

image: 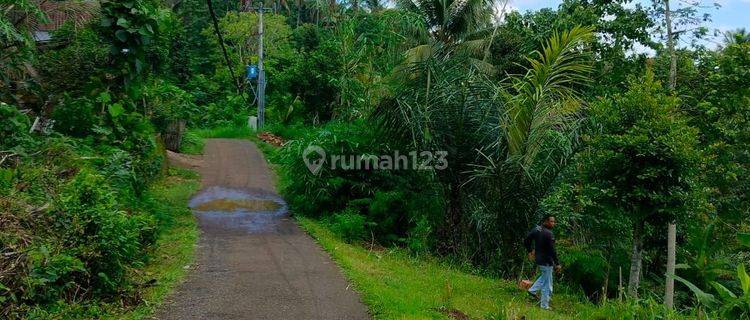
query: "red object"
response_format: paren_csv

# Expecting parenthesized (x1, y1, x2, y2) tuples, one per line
(519, 279, 533, 290)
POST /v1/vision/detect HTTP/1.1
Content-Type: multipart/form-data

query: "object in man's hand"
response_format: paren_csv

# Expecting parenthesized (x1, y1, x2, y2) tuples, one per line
(518, 279, 533, 290)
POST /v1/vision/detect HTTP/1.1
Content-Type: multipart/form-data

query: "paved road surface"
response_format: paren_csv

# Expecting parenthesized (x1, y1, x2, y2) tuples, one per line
(156, 139, 369, 320)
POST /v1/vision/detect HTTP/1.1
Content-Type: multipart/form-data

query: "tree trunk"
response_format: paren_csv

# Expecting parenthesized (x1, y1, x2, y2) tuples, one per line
(207, 0, 241, 94)
(425, 68, 431, 106)
(628, 221, 644, 298)
(296, 0, 301, 27)
(163, 120, 186, 152)
(437, 181, 463, 254)
(619, 266, 623, 301)
(665, 223, 676, 308)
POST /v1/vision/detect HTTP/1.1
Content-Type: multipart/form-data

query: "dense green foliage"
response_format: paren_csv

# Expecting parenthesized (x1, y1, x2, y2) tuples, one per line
(1, 104, 164, 317)
(274, 120, 442, 249)
(2, 0, 749, 318)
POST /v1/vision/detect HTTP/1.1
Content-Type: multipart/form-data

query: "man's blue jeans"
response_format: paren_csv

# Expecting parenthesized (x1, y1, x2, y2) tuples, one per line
(528, 265, 553, 309)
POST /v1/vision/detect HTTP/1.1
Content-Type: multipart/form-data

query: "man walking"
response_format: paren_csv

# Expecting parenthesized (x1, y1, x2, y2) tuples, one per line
(523, 215, 561, 310)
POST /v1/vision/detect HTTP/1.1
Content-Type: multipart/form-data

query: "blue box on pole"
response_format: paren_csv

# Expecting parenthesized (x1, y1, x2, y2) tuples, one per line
(246, 65, 258, 80)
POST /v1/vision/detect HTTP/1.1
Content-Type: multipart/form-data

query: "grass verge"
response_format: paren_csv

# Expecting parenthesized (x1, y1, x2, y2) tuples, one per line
(297, 217, 693, 320)
(297, 217, 588, 319)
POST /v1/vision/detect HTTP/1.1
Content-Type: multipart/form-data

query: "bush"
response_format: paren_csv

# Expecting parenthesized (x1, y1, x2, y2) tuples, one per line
(51, 95, 100, 138)
(275, 120, 442, 247)
(0, 122, 172, 316)
(368, 190, 410, 244)
(275, 120, 388, 217)
(329, 209, 367, 243)
(0, 103, 32, 150)
(560, 247, 611, 302)
(54, 169, 155, 294)
(194, 95, 249, 128)
(141, 80, 197, 133)
(185, 74, 221, 105)
(39, 24, 110, 95)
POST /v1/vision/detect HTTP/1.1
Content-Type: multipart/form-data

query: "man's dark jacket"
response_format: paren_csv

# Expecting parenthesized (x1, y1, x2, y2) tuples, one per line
(523, 226, 559, 266)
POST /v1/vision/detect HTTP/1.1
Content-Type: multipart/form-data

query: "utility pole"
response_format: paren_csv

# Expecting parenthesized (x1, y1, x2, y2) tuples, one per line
(257, 1, 268, 129)
(664, 0, 677, 310)
(257, 2, 265, 129)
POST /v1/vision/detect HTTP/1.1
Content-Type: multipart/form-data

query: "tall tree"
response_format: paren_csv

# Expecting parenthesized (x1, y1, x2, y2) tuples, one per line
(501, 0, 654, 95)
(395, 0, 496, 76)
(723, 28, 750, 45)
(653, 0, 713, 306)
(570, 71, 700, 298)
(205, 0, 242, 93)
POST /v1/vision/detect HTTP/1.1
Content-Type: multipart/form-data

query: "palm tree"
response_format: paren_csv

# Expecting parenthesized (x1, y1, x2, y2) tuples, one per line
(395, 0, 498, 78)
(723, 28, 750, 45)
(493, 26, 593, 171)
(470, 27, 593, 266)
(376, 26, 594, 259)
(396, 0, 494, 44)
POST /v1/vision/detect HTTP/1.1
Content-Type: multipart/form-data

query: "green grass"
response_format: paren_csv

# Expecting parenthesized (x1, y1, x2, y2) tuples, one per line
(297, 217, 691, 320)
(179, 131, 205, 155)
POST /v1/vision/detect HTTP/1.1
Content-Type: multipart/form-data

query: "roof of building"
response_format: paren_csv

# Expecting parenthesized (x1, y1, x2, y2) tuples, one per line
(33, 1, 99, 31)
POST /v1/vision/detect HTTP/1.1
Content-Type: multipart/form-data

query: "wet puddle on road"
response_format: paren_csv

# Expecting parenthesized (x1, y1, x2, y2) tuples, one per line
(193, 198, 282, 212)
(189, 186, 289, 234)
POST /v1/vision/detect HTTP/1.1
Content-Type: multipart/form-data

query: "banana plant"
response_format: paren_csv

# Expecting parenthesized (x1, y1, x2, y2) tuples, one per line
(670, 233, 750, 319)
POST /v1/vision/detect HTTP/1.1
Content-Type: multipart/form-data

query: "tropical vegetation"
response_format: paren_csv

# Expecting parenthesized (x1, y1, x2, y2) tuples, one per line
(1, 0, 749, 318)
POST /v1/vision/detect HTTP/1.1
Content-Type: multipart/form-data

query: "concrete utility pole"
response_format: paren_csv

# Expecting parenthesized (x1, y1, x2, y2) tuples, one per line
(664, 0, 677, 310)
(256, 1, 267, 129)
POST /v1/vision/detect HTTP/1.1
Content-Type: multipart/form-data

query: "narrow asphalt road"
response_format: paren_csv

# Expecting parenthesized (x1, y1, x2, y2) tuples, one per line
(156, 139, 369, 320)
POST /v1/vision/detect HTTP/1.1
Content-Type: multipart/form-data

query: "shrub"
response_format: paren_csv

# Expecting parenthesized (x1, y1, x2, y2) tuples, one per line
(560, 247, 611, 302)
(368, 190, 409, 243)
(329, 209, 367, 243)
(55, 169, 155, 294)
(179, 130, 205, 154)
(39, 24, 110, 95)
(194, 95, 248, 128)
(141, 80, 197, 133)
(51, 96, 100, 138)
(275, 120, 386, 217)
(0, 102, 32, 150)
(185, 74, 221, 105)
(0, 130, 166, 317)
(24, 247, 87, 304)
(275, 120, 442, 246)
